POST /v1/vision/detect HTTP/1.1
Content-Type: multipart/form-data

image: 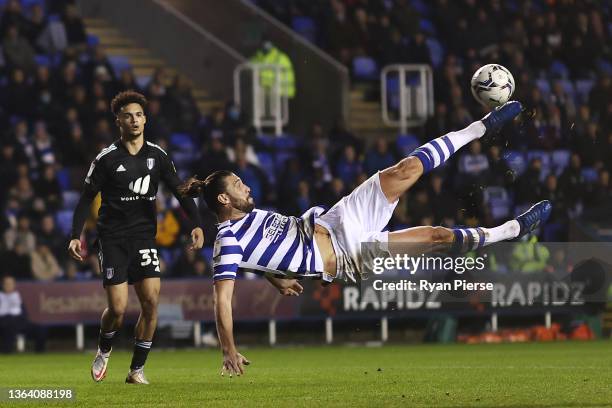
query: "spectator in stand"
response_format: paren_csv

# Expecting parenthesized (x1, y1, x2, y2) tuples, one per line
(60, 124, 90, 166)
(193, 136, 232, 182)
(233, 149, 269, 205)
(25, 4, 47, 51)
(144, 98, 172, 143)
(0, 0, 27, 37)
(335, 145, 362, 187)
(0, 275, 24, 352)
(35, 165, 62, 212)
(364, 137, 395, 176)
(559, 153, 585, 208)
(3, 25, 36, 74)
(5, 69, 33, 119)
(517, 158, 543, 205)
(156, 201, 181, 249)
(32, 122, 56, 166)
(4, 213, 36, 254)
(31, 243, 62, 281)
(171, 246, 208, 278)
(62, 4, 87, 49)
(429, 173, 457, 226)
(37, 214, 65, 262)
(8, 178, 35, 217)
(166, 75, 200, 132)
(0, 242, 32, 280)
(458, 140, 490, 184)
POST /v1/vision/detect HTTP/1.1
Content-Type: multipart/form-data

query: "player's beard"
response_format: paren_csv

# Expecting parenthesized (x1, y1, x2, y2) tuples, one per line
(231, 195, 255, 213)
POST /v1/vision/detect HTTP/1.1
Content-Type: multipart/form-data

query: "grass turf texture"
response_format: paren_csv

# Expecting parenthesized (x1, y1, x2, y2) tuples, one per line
(0, 341, 610, 407)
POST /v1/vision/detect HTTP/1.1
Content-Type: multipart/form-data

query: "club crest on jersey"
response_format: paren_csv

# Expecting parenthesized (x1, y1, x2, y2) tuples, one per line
(147, 158, 155, 170)
(106, 267, 114, 279)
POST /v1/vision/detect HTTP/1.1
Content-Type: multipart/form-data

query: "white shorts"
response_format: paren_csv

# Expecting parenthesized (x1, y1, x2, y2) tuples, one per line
(316, 172, 398, 281)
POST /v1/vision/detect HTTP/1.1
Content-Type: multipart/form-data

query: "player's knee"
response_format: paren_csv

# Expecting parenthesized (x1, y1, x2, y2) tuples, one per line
(431, 226, 452, 244)
(109, 303, 127, 318)
(140, 297, 158, 317)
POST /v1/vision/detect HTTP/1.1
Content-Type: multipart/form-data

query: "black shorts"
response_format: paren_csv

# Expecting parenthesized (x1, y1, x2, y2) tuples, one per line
(98, 238, 161, 286)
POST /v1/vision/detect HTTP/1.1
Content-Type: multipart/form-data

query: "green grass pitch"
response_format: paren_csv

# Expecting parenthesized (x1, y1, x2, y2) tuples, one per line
(0, 341, 610, 407)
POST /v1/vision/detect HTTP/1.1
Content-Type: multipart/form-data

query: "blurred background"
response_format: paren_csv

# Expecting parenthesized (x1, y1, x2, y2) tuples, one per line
(0, 0, 610, 353)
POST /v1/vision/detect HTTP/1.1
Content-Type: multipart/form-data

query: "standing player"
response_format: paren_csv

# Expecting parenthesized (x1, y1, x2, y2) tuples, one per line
(179, 101, 552, 376)
(68, 91, 205, 384)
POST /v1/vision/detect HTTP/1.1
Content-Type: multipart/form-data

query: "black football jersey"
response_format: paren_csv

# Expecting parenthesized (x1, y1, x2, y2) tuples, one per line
(84, 140, 183, 240)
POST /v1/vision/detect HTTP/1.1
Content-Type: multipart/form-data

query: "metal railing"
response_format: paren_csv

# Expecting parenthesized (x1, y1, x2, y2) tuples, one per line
(234, 62, 289, 135)
(381, 64, 434, 134)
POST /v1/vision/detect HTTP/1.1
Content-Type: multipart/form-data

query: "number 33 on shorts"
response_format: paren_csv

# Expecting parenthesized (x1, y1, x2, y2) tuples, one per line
(139, 248, 160, 272)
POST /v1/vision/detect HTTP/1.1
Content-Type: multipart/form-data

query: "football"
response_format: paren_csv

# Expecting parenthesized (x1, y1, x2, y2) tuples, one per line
(470, 64, 515, 108)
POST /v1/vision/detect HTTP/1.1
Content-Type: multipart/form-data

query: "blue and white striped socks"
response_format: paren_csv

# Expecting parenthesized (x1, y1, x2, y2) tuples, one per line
(452, 220, 520, 252)
(410, 121, 486, 173)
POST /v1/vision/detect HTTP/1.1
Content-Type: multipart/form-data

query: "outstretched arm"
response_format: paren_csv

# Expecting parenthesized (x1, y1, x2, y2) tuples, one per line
(214, 279, 250, 376)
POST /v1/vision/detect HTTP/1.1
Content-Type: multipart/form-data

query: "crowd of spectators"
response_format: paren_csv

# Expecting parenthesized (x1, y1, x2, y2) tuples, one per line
(0, 0, 610, 284)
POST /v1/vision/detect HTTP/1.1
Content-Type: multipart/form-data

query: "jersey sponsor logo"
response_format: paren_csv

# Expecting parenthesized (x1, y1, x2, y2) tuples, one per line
(147, 158, 155, 170)
(128, 175, 151, 195)
(263, 213, 289, 243)
(116, 164, 127, 172)
(105, 267, 114, 280)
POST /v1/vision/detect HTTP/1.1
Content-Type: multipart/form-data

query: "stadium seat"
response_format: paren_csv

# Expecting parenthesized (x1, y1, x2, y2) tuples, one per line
(483, 186, 512, 221)
(419, 18, 436, 35)
(558, 79, 575, 99)
(581, 167, 598, 183)
(135, 75, 150, 90)
(56, 168, 71, 191)
(56, 210, 73, 235)
(426, 38, 444, 69)
(291, 16, 317, 43)
(410, 0, 431, 15)
(386, 76, 400, 110)
(575, 79, 595, 104)
(256, 151, 276, 184)
(396, 134, 420, 156)
(527, 150, 551, 180)
(169, 133, 195, 151)
(550, 60, 570, 79)
(352, 56, 378, 81)
(201, 247, 214, 264)
(551, 150, 571, 175)
(87, 34, 100, 47)
(535, 78, 551, 96)
(34, 54, 51, 66)
(273, 135, 299, 151)
(61, 190, 80, 210)
(108, 55, 131, 77)
(503, 150, 527, 176)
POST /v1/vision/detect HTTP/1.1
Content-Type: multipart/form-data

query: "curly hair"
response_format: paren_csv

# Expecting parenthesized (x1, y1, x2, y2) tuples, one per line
(110, 90, 148, 116)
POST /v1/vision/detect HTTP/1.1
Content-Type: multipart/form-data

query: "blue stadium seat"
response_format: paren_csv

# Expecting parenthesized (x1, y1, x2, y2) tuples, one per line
(61, 190, 80, 210)
(425, 38, 444, 69)
(87, 34, 100, 47)
(386, 76, 400, 110)
(291, 16, 316, 43)
(56, 168, 71, 190)
(483, 186, 512, 221)
(558, 79, 575, 99)
(575, 79, 595, 104)
(34, 54, 51, 67)
(581, 167, 598, 183)
(273, 135, 299, 150)
(535, 78, 551, 96)
(550, 60, 569, 79)
(201, 247, 214, 264)
(275, 151, 296, 173)
(597, 59, 612, 75)
(551, 149, 571, 175)
(56, 210, 73, 235)
(410, 0, 431, 15)
(169, 133, 195, 151)
(256, 151, 276, 184)
(396, 134, 420, 156)
(503, 150, 527, 176)
(527, 150, 551, 180)
(136, 75, 150, 90)
(352, 56, 378, 81)
(108, 55, 131, 77)
(419, 18, 436, 35)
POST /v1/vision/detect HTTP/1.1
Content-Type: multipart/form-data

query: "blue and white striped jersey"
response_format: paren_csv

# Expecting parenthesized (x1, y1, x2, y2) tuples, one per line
(212, 207, 327, 281)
